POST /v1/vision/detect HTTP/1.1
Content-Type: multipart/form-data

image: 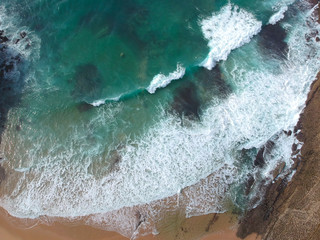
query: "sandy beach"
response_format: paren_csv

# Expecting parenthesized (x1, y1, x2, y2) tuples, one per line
(0, 207, 260, 240)
(0, 1, 318, 240)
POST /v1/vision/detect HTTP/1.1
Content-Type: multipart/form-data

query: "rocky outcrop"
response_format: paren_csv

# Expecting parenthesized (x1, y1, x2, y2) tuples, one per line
(0, 28, 27, 185)
(236, 2, 320, 239)
(0, 31, 23, 142)
(237, 69, 320, 240)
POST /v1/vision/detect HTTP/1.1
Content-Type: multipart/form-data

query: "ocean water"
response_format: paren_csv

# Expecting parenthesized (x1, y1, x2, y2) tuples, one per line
(0, 0, 319, 238)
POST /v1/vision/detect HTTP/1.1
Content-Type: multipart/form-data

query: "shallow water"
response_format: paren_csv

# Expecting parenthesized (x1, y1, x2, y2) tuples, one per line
(0, 0, 319, 238)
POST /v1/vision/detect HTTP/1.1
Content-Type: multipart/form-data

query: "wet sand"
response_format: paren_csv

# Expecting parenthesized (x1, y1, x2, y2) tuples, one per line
(0, 207, 260, 240)
(1, 3, 313, 240)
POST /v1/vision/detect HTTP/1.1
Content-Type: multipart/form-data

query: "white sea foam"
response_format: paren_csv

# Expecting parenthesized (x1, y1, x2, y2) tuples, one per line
(269, 5, 288, 25)
(0, 2, 319, 239)
(200, 4, 262, 70)
(146, 64, 185, 94)
(91, 96, 121, 106)
(91, 99, 108, 107)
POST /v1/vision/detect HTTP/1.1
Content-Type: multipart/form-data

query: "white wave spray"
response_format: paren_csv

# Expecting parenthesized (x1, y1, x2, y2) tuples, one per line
(200, 4, 262, 70)
(0, 2, 319, 239)
(146, 64, 186, 94)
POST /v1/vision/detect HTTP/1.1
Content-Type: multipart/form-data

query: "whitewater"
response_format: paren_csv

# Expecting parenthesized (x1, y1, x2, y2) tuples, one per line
(0, 0, 319, 238)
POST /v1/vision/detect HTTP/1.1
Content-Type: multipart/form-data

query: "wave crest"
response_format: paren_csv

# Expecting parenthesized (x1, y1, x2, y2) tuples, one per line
(146, 64, 186, 94)
(200, 4, 262, 70)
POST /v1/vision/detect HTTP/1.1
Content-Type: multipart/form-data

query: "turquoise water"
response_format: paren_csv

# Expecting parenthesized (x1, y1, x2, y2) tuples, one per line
(0, 0, 320, 237)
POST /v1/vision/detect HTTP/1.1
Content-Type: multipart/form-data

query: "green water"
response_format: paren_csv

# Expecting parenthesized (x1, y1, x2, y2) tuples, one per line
(1, 0, 217, 151)
(1, 0, 286, 156)
(0, 0, 319, 236)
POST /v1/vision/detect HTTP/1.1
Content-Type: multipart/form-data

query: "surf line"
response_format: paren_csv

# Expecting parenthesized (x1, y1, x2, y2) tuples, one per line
(88, 64, 187, 107)
(89, 88, 146, 106)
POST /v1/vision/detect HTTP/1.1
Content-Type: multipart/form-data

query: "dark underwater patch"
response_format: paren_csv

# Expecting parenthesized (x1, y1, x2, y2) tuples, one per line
(71, 63, 103, 102)
(171, 82, 201, 121)
(77, 102, 94, 112)
(258, 23, 288, 58)
(195, 65, 232, 98)
(78, 1, 150, 50)
(170, 65, 232, 123)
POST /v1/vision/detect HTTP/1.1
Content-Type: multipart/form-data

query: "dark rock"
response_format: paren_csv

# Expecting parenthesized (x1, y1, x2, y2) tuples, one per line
(135, 210, 145, 231)
(5, 63, 14, 73)
(265, 140, 275, 155)
(284, 130, 292, 136)
(272, 162, 286, 180)
(254, 147, 265, 168)
(291, 157, 299, 170)
(0, 30, 25, 144)
(205, 213, 219, 232)
(237, 177, 287, 238)
(16, 124, 21, 131)
(294, 119, 303, 133)
(0, 35, 9, 43)
(292, 143, 298, 152)
(305, 29, 319, 42)
(237, 53, 320, 240)
(14, 55, 21, 63)
(254, 141, 275, 168)
(245, 175, 255, 195)
(0, 165, 5, 184)
(296, 131, 304, 142)
(20, 32, 27, 39)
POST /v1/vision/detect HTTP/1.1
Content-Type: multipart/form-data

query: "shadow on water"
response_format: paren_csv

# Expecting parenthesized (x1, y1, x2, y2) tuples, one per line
(0, 29, 28, 183)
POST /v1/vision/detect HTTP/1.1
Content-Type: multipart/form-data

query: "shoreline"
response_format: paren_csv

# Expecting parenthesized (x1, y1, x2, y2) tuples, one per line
(0, 207, 260, 240)
(0, 1, 319, 240)
(237, 71, 320, 240)
(237, 1, 320, 239)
